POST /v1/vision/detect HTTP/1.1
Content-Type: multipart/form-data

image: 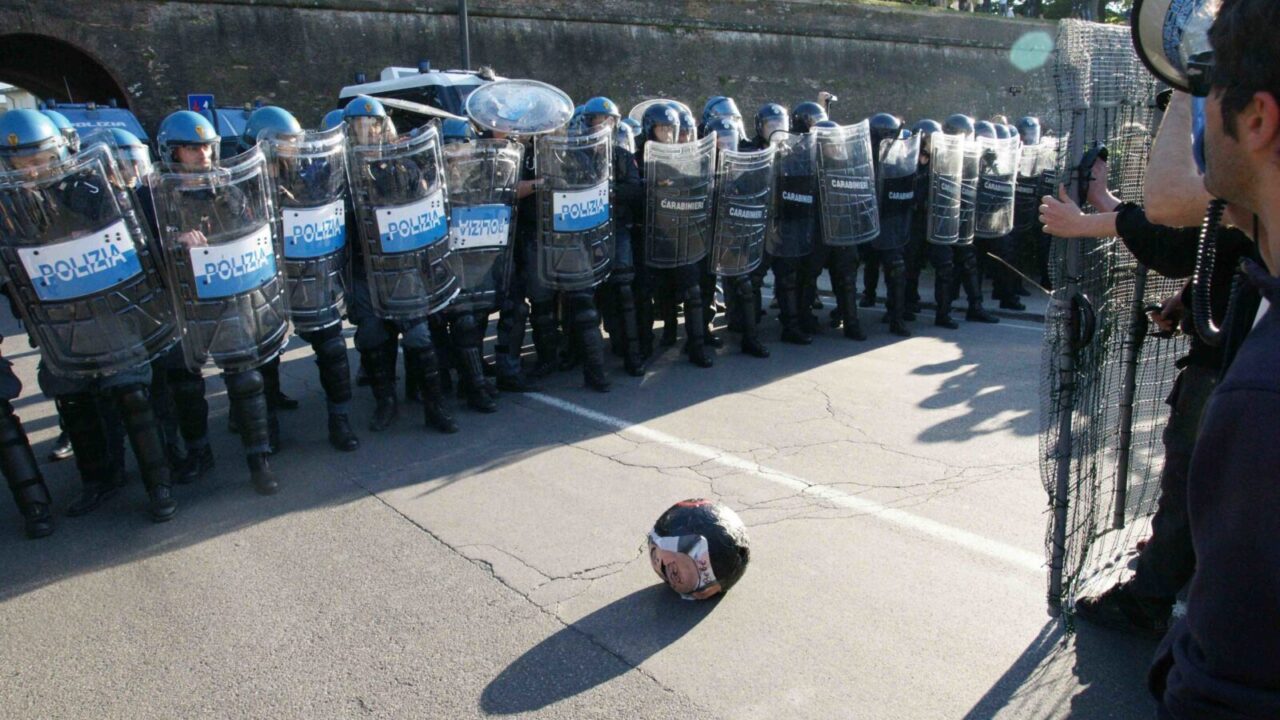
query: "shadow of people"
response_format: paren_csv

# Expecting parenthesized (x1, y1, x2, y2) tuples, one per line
(480, 584, 713, 715)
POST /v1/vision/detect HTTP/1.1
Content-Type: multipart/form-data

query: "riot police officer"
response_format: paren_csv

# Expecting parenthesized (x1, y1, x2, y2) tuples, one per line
(946, 113, 999, 324)
(343, 96, 458, 435)
(868, 113, 917, 337)
(153, 109, 288, 494)
(744, 103, 791, 340)
(0, 110, 178, 519)
(245, 105, 360, 450)
(903, 119, 943, 322)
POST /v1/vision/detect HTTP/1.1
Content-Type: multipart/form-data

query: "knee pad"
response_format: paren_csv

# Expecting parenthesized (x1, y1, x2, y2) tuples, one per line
(224, 369, 265, 399)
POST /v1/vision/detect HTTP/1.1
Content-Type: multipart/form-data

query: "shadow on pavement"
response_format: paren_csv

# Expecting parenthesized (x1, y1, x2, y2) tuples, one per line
(480, 584, 713, 715)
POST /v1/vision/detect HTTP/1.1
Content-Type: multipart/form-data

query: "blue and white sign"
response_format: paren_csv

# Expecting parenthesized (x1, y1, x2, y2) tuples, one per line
(18, 219, 143, 302)
(189, 224, 277, 300)
(376, 190, 448, 254)
(552, 180, 610, 233)
(450, 205, 512, 250)
(283, 200, 346, 259)
(187, 94, 215, 113)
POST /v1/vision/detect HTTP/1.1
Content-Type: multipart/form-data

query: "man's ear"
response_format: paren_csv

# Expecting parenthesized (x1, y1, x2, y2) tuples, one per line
(1241, 91, 1280, 158)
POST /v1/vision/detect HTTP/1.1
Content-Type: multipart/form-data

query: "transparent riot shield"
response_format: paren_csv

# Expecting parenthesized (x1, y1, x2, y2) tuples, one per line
(0, 143, 178, 377)
(872, 133, 921, 252)
(1013, 138, 1056, 234)
(349, 124, 458, 320)
(974, 135, 1022, 239)
(958, 136, 979, 245)
(927, 133, 966, 246)
(262, 125, 350, 333)
(444, 138, 523, 312)
(153, 148, 290, 372)
(814, 121, 879, 246)
(767, 133, 818, 259)
(536, 124, 615, 290)
(643, 133, 715, 269)
(710, 146, 774, 277)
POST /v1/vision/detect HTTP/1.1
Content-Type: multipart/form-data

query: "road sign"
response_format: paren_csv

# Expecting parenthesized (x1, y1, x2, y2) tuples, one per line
(187, 94, 215, 113)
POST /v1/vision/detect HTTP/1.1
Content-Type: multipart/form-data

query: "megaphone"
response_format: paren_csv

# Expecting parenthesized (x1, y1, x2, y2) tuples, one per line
(1131, 0, 1220, 96)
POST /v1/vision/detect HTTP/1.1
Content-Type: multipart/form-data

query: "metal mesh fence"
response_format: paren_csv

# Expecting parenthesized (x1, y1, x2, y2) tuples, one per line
(1039, 21, 1191, 618)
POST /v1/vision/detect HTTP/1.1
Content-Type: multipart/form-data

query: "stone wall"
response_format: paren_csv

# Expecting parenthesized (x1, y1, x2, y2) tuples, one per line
(0, 0, 1057, 133)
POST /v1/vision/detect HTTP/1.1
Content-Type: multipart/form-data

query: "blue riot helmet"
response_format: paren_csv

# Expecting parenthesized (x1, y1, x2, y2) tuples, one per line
(90, 127, 154, 188)
(974, 120, 998, 140)
(343, 95, 395, 145)
(321, 108, 346, 132)
(754, 103, 790, 144)
(641, 103, 680, 145)
(441, 117, 477, 144)
(675, 105, 696, 143)
(791, 101, 828, 134)
(701, 96, 743, 138)
(1015, 116, 1041, 146)
(992, 123, 1012, 140)
(157, 109, 220, 170)
(943, 113, 976, 138)
(702, 96, 729, 120)
(911, 119, 943, 165)
(0, 109, 68, 170)
(240, 105, 302, 152)
(704, 116, 741, 152)
(615, 121, 636, 154)
(869, 112, 904, 153)
(621, 116, 641, 136)
(40, 109, 80, 154)
(582, 96, 621, 135)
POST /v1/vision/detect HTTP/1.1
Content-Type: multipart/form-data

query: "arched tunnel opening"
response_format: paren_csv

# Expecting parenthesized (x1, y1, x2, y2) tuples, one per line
(0, 33, 129, 108)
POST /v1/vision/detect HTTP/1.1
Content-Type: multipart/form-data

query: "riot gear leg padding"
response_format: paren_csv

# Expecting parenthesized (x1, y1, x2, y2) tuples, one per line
(699, 264, 723, 349)
(115, 386, 177, 522)
(883, 253, 911, 338)
(362, 340, 399, 432)
(775, 259, 811, 345)
(930, 245, 959, 329)
(570, 292, 612, 391)
(615, 283, 645, 376)
(59, 393, 118, 517)
(834, 249, 866, 341)
(861, 252, 880, 307)
(451, 313, 497, 413)
(313, 330, 359, 451)
(958, 245, 999, 323)
(730, 275, 769, 358)
(682, 279, 714, 368)
(260, 358, 282, 454)
(530, 301, 561, 379)
(224, 369, 278, 495)
(167, 367, 214, 484)
(0, 400, 53, 538)
(404, 346, 458, 434)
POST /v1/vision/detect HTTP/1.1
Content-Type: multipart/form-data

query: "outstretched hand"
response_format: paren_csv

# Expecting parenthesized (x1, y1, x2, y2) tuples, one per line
(1040, 186, 1089, 238)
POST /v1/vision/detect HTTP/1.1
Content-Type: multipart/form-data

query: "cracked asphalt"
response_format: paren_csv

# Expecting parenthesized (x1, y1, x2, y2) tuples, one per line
(0, 300, 1159, 719)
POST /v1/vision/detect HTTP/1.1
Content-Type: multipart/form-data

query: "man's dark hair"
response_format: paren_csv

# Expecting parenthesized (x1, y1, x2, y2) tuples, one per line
(1209, 0, 1280, 138)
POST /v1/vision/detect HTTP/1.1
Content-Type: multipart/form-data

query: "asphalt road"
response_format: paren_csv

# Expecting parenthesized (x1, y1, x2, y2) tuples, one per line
(0, 295, 1160, 719)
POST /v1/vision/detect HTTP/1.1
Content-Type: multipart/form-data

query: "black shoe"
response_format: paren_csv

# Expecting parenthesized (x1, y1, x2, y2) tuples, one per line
(1074, 583, 1172, 640)
(781, 327, 813, 345)
(21, 503, 54, 539)
(889, 320, 912, 338)
(687, 345, 715, 368)
(423, 401, 459, 434)
(275, 391, 299, 411)
(369, 396, 398, 432)
(859, 294, 876, 308)
(704, 331, 724, 349)
(465, 383, 499, 412)
(660, 326, 679, 348)
(742, 337, 771, 358)
(496, 374, 541, 393)
(999, 298, 1027, 311)
(327, 414, 360, 452)
(623, 353, 645, 377)
(585, 371, 612, 393)
(843, 322, 867, 341)
(48, 432, 73, 462)
(935, 315, 960, 330)
(66, 481, 119, 517)
(248, 453, 278, 496)
(174, 445, 215, 485)
(966, 305, 1000, 324)
(147, 485, 177, 523)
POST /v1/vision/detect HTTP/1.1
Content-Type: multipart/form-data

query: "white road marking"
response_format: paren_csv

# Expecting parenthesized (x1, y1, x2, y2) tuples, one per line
(527, 392, 1046, 574)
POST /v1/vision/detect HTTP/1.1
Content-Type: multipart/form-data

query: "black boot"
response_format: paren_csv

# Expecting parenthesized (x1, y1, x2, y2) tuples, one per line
(169, 368, 214, 483)
(0, 401, 54, 538)
(315, 334, 359, 451)
(683, 284, 714, 368)
(58, 393, 119, 517)
(732, 278, 769, 358)
(225, 369, 279, 495)
(966, 301, 1000, 323)
(530, 302, 561, 378)
(839, 272, 867, 341)
(174, 444, 214, 485)
(934, 263, 960, 329)
(259, 358, 283, 454)
(660, 295, 679, 348)
(361, 343, 398, 432)
(460, 346, 498, 412)
(571, 294, 612, 392)
(616, 283, 645, 376)
(700, 272, 724, 348)
(884, 261, 912, 338)
(777, 274, 812, 345)
(959, 249, 999, 323)
(798, 283, 821, 336)
(115, 386, 177, 522)
(405, 346, 458, 434)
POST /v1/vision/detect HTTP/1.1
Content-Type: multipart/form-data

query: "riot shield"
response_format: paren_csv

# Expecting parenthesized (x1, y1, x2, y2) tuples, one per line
(1013, 138, 1056, 234)
(262, 125, 350, 333)
(927, 133, 966, 245)
(444, 138, 523, 311)
(643, 133, 715, 269)
(767, 133, 818, 258)
(710, 146, 774, 277)
(536, 124, 614, 290)
(974, 135, 1022, 239)
(814, 121, 879, 246)
(349, 124, 458, 320)
(872, 133, 920, 251)
(958, 136, 979, 245)
(0, 144, 178, 377)
(153, 148, 290, 372)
